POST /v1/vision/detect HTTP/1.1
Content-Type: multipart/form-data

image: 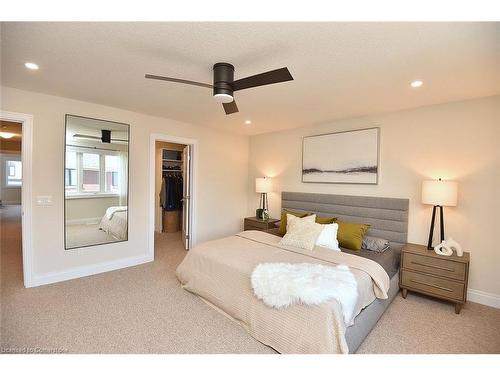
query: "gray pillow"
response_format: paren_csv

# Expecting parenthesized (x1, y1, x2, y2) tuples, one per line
(362, 236, 390, 252)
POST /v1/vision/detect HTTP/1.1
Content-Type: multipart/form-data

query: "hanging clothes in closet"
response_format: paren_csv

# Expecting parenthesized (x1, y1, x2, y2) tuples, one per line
(160, 172, 183, 211)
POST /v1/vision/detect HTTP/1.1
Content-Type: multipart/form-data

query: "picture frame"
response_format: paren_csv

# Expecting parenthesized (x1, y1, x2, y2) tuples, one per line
(302, 127, 380, 184)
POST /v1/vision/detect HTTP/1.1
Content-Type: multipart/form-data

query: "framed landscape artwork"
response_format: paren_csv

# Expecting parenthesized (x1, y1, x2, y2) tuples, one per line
(302, 127, 379, 184)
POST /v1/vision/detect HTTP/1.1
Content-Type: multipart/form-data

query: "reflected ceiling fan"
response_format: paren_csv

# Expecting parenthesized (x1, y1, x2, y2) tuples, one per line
(145, 63, 294, 115)
(73, 130, 128, 144)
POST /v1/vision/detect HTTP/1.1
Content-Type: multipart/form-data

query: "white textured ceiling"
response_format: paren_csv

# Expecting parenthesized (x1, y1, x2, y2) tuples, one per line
(1, 22, 499, 135)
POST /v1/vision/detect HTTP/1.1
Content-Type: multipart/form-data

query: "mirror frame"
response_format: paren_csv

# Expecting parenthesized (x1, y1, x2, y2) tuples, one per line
(63, 114, 130, 250)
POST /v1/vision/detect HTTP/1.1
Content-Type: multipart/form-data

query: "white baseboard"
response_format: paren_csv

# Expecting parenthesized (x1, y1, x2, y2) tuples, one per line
(29, 254, 154, 287)
(467, 289, 500, 309)
(65, 217, 101, 225)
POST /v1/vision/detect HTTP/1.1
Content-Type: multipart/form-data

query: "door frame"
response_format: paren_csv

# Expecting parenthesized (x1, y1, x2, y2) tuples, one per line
(149, 133, 198, 257)
(0, 110, 34, 287)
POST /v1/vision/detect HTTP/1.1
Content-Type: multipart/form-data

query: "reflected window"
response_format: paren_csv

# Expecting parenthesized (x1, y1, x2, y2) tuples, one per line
(6, 160, 22, 187)
(105, 155, 120, 193)
(65, 149, 124, 196)
(82, 153, 100, 192)
(65, 151, 77, 192)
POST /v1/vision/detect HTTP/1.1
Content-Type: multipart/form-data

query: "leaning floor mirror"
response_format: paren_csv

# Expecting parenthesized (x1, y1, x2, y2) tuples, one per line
(64, 114, 129, 249)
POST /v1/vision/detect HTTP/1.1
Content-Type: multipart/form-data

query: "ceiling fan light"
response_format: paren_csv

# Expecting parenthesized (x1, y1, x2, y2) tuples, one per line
(410, 80, 423, 88)
(214, 93, 233, 103)
(0, 132, 16, 139)
(24, 62, 39, 70)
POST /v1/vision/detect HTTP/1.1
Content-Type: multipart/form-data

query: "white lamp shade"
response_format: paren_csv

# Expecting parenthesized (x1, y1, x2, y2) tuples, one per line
(256, 177, 272, 193)
(422, 179, 458, 206)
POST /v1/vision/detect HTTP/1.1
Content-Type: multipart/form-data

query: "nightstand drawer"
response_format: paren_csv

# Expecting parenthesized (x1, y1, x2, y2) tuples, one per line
(403, 252, 466, 281)
(401, 270, 464, 301)
(244, 217, 279, 232)
(245, 224, 266, 231)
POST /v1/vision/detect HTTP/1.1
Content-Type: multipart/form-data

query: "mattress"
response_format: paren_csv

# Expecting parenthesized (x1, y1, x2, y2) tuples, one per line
(341, 246, 401, 279)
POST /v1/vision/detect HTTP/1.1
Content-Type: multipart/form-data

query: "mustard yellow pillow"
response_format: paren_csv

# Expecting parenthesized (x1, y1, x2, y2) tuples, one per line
(337, 221, 370, 250)
(315, 216, 337, 225)
(278, 210, 309, 236)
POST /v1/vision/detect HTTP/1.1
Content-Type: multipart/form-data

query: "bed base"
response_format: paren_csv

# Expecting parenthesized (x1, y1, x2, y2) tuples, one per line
(346, 270, 400, 353)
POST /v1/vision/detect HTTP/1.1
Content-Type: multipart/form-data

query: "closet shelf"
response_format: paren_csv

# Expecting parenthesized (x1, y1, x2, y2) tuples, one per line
(163, 159, 183, 163)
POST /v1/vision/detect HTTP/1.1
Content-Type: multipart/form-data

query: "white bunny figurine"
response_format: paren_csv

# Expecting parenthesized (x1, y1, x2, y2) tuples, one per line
(444, 237, 463, 257)
(434, 241, 453, 256)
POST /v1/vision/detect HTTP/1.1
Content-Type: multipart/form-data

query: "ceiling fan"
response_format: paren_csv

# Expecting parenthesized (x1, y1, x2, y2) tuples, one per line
(145, 63, 294, 115)
(73, 130, 128, 144)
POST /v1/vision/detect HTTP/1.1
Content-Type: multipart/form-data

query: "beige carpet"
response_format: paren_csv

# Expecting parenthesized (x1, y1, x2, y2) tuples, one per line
(1, 205, 499, 354)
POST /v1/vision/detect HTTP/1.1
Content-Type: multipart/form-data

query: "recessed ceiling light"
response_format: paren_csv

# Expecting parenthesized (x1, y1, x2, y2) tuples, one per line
(410, 80, 423, 88)
(24, 62, 39, 70)
(244, 120, 252, 125)
(0, 132, 16, 139)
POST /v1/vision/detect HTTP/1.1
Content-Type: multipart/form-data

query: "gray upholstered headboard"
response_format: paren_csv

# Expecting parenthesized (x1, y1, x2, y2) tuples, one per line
(281, 192, 409, 245)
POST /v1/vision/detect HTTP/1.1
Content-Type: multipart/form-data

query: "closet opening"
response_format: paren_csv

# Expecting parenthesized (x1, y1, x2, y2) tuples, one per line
(154, 140, 192, 251)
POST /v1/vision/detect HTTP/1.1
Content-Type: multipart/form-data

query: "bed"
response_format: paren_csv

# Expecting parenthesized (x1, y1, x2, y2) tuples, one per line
(99, 206, 128, 241)
(177, 192, 409, 353)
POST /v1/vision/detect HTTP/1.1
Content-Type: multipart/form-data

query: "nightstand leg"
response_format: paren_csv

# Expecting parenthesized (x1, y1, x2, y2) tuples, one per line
(401, 288, 408, 299)
(455, 303, 463, 314)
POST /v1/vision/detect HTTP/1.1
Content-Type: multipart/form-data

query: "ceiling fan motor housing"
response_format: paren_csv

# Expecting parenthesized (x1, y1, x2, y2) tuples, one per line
(213, 63, 234, 102)
(101, 129, 111, 143)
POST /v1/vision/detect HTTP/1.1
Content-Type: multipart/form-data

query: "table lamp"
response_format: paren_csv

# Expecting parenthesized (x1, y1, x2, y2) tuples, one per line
(255, 177, 272, 220)
(422, 178, 458, 249)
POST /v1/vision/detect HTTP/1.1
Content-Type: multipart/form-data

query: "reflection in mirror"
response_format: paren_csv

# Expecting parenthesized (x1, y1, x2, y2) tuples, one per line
(64, 115, 129, 249)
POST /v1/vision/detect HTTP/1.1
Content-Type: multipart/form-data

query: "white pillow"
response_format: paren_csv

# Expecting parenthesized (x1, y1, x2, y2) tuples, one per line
(279, 218, 323, 251)
(286, 213, 316, 232)
(315, 222, 340, 251)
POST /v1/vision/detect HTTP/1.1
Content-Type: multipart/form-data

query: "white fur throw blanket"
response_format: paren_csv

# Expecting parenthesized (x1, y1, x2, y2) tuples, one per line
(251, 262, 358, 325)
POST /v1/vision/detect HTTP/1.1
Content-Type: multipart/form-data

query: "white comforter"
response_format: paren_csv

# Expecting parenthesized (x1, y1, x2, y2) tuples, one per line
(105, 206, 128, 220)
(100, 209, 128, 240)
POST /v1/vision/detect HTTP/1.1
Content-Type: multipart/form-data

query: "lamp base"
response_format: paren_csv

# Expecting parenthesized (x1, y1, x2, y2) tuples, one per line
(256, 192, 270, 220)
(427, 205, 445, 250)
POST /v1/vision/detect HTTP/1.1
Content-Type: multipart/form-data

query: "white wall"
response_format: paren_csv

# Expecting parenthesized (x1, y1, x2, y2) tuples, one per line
(1, 86, 249, 279)
(65, 196, 120, 222)
(248, 96, 500, 299)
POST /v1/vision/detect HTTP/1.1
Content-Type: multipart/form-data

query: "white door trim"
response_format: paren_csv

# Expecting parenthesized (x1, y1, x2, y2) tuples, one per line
(149, 133, 198, 258)
(0, 110, 34, 288)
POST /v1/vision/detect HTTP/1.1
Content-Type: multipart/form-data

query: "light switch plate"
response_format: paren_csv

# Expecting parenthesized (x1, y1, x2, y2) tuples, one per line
(36, 195, 53, 205)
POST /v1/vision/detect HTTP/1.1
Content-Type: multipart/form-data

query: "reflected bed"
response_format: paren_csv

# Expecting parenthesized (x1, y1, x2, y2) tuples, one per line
(99, 206, 128, 241)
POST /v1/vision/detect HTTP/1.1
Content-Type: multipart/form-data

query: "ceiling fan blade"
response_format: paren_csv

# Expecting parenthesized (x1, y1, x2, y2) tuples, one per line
(73, 134, 129, 144)
(222, 100, 239, 115)
(232, 67, 293, 92)
(73, 134, 101, 140)
(145, 74, 213, 89)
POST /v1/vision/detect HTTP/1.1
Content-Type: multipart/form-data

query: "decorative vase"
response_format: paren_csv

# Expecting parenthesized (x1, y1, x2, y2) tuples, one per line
(262, 209, 269, 221)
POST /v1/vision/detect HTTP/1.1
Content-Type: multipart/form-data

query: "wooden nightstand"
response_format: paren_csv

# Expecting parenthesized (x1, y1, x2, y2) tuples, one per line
(400, 243, 470, 314)
(244, 217, 280, 232)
